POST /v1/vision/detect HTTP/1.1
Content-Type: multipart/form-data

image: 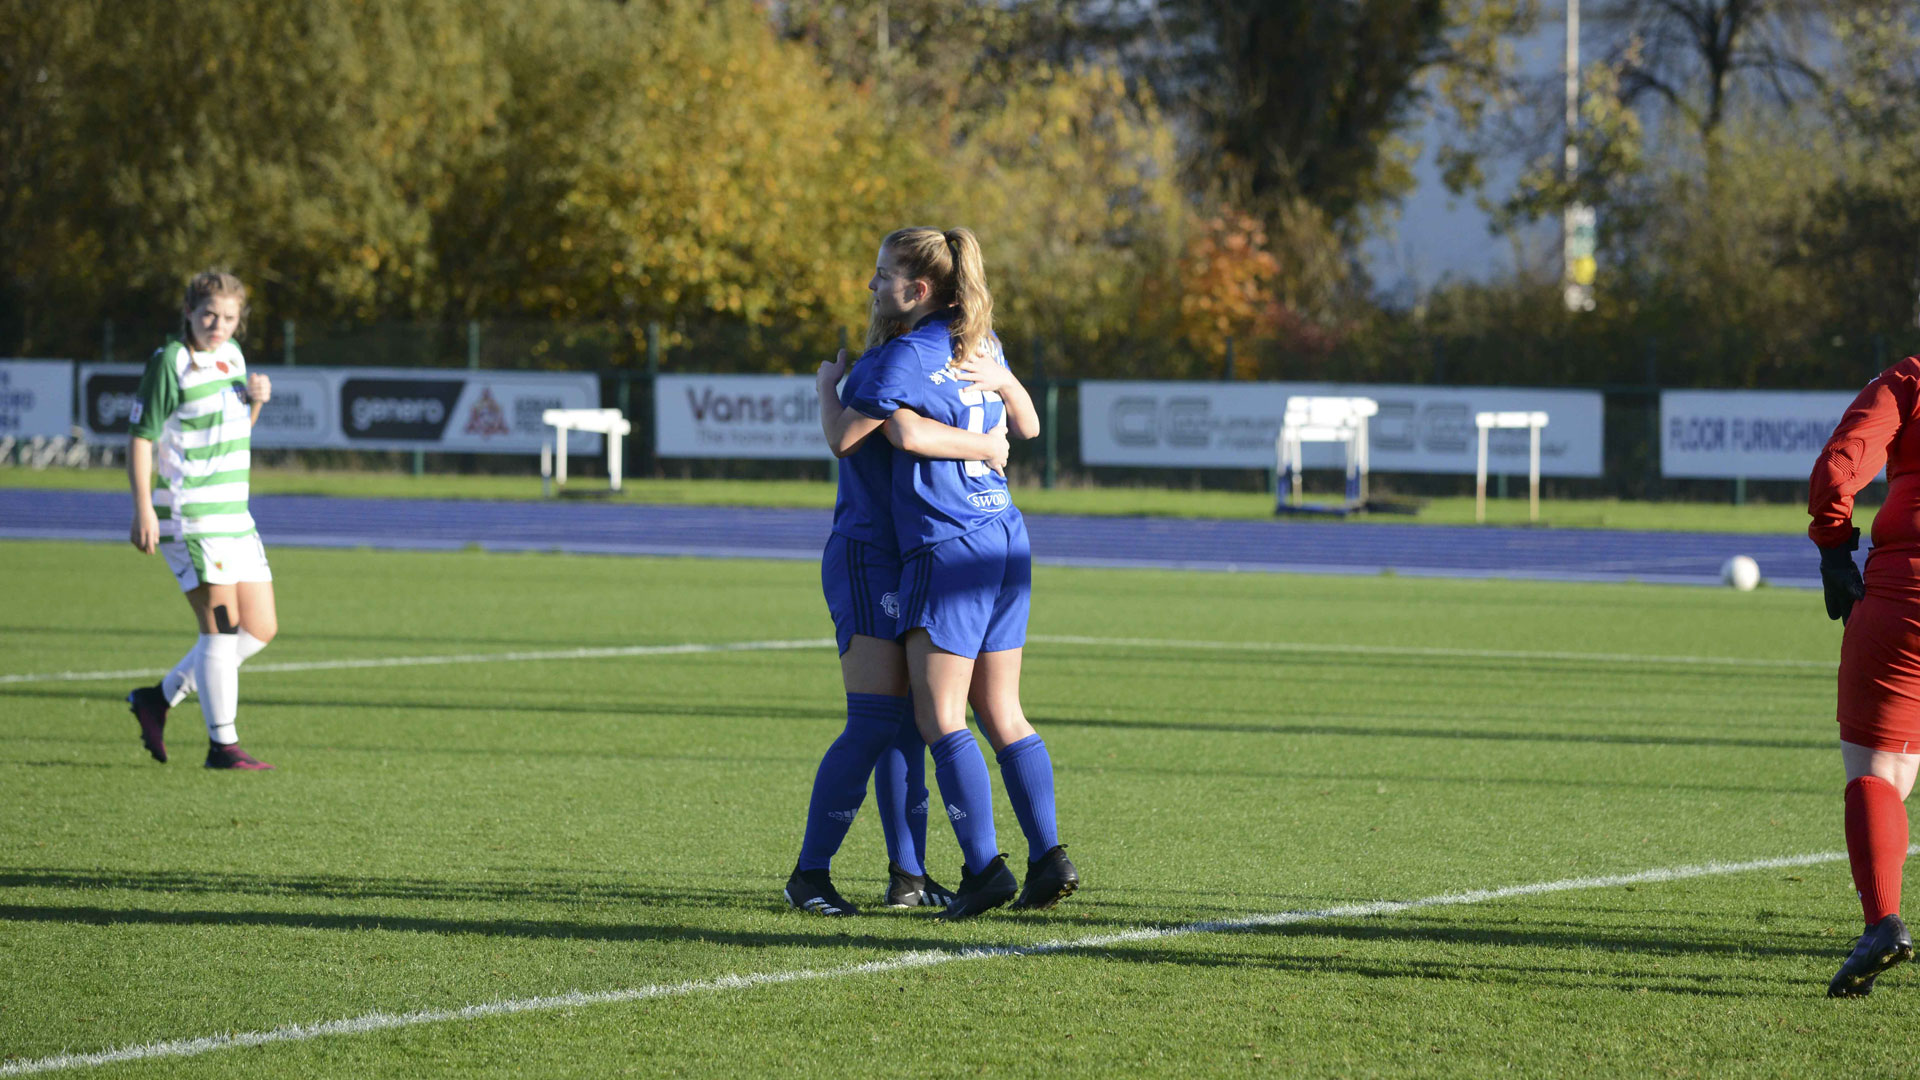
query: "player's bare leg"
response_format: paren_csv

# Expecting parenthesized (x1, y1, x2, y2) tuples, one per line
(234, 579, 278, 647)
(1831, 740, 1918, 997)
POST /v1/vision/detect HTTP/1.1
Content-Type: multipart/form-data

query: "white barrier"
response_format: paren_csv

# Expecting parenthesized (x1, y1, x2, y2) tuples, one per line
(542, 408, 631, 493)
(1475, 411, 1549, 523)
(1277, 396, 1377, 512)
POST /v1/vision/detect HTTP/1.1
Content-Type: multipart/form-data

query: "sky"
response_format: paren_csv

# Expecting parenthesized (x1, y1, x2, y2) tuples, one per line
(1361, 11, 1571, 301)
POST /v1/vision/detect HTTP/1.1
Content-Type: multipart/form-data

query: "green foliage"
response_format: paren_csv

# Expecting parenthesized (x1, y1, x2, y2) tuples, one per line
(0, 0, 1199, 369)
(4, 0, 1914, 385)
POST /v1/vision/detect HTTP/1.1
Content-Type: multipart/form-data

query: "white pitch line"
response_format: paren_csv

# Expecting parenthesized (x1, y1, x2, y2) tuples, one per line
(0, 847, 1879, 1077)
(0, 639, 837, 686)
(0, 635, 1823, 687)
(1028, 634, 1833, 671)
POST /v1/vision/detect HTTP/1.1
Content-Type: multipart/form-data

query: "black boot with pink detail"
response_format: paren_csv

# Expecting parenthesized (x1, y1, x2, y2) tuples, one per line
(205, 742, 273, 771)
(127, 685, 169, 763)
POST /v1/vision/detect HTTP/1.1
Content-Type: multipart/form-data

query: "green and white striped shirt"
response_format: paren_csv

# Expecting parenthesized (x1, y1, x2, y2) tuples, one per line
(130, 339, 256, 542)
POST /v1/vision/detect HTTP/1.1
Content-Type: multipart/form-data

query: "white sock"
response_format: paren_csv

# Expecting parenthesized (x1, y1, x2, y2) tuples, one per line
(196, 632, 240, 745)
(164, 628, 268, 706)
(162, 641, 201, 706)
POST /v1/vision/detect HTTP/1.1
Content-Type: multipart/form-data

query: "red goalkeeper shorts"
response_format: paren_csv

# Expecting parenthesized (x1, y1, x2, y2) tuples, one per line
(1838, 591, 1920, 752)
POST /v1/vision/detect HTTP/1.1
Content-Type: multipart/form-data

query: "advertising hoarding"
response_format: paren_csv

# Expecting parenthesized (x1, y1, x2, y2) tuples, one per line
(1079, 382, 1605, 476)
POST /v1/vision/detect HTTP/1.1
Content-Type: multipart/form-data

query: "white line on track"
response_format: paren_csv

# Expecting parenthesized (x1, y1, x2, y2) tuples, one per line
(0, 634, 1824, 687)
(0, 847, 1880, 1077)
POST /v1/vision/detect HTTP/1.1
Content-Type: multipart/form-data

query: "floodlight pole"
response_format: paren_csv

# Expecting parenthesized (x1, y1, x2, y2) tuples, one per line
(1561, 0, 1592, 312)
(1565, 0, 1579, 184)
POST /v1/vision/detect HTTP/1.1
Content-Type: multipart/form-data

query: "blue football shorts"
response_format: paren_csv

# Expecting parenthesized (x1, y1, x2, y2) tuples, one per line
(821, 533, 905, 655)
(897, 513, 1031, 660)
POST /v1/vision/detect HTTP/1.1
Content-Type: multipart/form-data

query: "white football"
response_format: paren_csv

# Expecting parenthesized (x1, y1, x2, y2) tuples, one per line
(1720, 555, 1761, 592)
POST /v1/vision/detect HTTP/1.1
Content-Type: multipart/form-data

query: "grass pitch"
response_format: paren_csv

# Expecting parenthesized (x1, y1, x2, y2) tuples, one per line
(0, 539, 1900, 1076)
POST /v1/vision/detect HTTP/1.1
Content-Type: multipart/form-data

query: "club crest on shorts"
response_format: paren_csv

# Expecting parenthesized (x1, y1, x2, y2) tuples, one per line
(881, 591, 899, 618)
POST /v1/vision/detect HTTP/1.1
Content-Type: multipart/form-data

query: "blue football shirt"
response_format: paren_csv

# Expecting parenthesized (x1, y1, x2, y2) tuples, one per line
(848, 311, 1020, 554)
(828, 346, 898, 552)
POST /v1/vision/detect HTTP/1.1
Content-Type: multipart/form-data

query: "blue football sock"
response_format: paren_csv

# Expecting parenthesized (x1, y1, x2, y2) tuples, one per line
(996, 734, 1060, 863)
(930, 727, 999, 875)
(906, 723, 931, 873)
(797, 694, 904, 873)
(872, 698, 927, 876)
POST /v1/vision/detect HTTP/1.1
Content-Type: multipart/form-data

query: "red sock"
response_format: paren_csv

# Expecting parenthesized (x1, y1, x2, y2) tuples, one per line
(1844, 776, 1909, 926)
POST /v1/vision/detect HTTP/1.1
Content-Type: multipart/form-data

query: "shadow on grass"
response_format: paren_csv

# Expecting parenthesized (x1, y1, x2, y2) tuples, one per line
(0, 684, 1825, 754)
(0, 866, 774, 907)
(1070, 937, 1801, 999)
(0, 887, 1843, 998)
(0, 686, 840, 725)
(0, 898, 1004, 955)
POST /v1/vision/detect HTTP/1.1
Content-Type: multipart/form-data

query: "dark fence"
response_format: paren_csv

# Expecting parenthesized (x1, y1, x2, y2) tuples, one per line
(82, 316, 1918, 504)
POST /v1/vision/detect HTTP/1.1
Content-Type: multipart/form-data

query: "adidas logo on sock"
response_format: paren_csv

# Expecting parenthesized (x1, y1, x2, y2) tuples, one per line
(827, 808, 859, 823)
(909, 798, 929, 817)
(945, 802, 967, 821)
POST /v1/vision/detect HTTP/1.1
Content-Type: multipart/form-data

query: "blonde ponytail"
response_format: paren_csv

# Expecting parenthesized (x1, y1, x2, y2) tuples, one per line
(942, 229, 993, 364)
(873, 225, 996, 363)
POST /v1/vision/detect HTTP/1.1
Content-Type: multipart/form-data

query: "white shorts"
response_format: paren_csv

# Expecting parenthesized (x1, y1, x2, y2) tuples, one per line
(161, 533, 273, 592)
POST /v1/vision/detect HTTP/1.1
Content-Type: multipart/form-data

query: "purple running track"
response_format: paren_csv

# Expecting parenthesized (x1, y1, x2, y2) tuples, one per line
(0, 489, 1818, 588)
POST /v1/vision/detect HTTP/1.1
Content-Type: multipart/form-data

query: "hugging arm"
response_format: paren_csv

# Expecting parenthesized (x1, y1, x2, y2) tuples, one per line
(886, 409, 1009, 472)
(955, 352, 1040, 440)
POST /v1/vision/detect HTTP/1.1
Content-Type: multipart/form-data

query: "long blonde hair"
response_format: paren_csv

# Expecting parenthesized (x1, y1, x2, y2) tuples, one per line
(180, 269, 250, 345)
(862, 227, 994, 361)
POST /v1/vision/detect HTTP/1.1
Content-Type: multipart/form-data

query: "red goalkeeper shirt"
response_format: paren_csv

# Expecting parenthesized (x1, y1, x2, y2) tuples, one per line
(1810, 356, 1920, 591)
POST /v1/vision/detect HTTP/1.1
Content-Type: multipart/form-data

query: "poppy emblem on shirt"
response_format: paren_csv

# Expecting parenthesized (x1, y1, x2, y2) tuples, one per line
(213, 561, 225, 571)
(216, 361, 230, 374)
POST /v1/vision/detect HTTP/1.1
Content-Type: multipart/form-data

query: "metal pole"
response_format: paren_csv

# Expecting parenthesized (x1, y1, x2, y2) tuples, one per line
(1564, 0, 1579, 248)
(284, 319, 296, 366)
(1475, 426, 1489, 523)
(616, 373, 633, 483)
(102, 320, 113, 363)
(1561, 0, 1591, 312)
(1042, 382, 1058, 489)
(644, 322, 661, 477)
(467, 320, 480, 369)
(1529, 424, 1542, 522)
(1224, 336, 1235, 381)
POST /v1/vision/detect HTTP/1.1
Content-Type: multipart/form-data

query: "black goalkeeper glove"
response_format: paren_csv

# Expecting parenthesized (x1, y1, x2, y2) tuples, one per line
(1819, 528, 1865, 624)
